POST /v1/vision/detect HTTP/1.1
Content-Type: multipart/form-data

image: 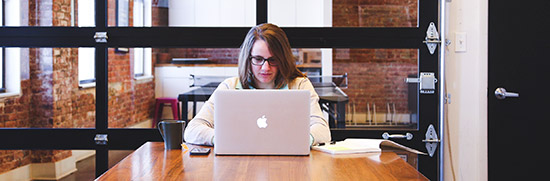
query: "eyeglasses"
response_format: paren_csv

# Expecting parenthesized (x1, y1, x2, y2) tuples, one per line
(249, 56, 278, 66)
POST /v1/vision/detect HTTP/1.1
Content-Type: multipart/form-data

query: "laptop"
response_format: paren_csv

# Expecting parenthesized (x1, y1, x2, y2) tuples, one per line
(214, 89, 311, 156)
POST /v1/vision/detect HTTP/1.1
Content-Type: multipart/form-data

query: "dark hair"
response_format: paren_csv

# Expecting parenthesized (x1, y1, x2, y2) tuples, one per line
(237, 23, 305, 89)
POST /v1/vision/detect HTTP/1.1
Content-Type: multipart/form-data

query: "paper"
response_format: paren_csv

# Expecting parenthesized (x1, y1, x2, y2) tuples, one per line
(312, 138, 425, 155)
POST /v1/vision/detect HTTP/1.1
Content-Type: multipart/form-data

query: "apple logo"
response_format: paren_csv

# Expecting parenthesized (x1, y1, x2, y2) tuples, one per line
(256, 115, 268, 128)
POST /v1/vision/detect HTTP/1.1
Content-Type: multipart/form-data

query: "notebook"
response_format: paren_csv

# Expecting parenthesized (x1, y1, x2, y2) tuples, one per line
(214, 89, 311, 156)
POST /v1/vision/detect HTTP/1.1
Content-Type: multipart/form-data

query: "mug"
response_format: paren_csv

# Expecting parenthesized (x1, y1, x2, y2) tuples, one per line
(158, 120, 186, 149)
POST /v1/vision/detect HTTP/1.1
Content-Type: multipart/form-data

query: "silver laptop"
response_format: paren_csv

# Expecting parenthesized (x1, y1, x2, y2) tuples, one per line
(214, 89, 310, 156)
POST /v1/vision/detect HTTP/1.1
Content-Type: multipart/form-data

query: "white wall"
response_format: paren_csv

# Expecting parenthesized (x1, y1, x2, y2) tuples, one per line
(269, 0, 326, 27)
(445, 0, 488, 180)
(154, 66, 238, 98)
(169, 0, 256, 26)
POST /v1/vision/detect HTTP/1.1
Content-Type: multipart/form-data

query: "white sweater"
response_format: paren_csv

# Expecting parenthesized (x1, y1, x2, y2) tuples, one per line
(183, 77, 332, 146)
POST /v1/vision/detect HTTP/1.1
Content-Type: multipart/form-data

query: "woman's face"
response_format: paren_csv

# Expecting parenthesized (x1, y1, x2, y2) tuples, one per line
(250, 40, 278, 89)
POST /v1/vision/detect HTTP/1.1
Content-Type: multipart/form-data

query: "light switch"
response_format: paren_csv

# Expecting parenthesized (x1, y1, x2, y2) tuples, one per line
(455, 32, 467, 52)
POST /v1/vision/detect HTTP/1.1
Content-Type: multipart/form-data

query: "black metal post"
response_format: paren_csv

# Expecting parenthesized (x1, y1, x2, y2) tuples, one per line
(95, 0, 109, 178)
(256, 0, 267, 24)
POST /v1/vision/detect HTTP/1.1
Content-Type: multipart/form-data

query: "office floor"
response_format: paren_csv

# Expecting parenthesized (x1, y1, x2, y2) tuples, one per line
(58, 150, 133, 181)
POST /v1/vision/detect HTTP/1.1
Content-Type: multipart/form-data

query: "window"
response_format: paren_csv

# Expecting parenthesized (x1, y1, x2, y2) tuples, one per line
(77, 0, 95, 86)
(133, 0, 152, 79)
(0, 0, 21, 97)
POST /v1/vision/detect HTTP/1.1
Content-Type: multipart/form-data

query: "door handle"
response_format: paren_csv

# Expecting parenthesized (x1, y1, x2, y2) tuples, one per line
(382, 132, 413, 140)
(494, 87, 519, 99)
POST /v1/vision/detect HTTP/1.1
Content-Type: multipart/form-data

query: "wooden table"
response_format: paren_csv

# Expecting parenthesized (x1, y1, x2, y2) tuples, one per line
(96, 142, 428, 180)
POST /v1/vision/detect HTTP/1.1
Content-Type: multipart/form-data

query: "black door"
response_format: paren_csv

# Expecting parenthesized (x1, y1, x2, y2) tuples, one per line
(489, 0, 550, 180)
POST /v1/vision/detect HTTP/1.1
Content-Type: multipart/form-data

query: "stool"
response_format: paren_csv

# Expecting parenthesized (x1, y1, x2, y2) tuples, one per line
(153, 97, 180, 128)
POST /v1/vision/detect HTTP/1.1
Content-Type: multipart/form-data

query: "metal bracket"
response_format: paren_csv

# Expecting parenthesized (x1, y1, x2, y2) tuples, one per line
(423, 22, 441, 55)
(382, 132, 413, 140)
(405, 72, 438, 94)
(94, 134, 108, 145)
(94, 32, 108, 43)
(422, 124, 440, 157)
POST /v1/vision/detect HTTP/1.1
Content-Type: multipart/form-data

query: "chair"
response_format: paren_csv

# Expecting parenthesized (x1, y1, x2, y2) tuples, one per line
(153, 97, 180, 128)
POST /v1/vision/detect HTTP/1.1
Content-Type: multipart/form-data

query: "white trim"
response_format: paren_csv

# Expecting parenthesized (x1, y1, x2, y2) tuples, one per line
(77, 48, 95, 83)
(78, 82, 96, 89)
(0, 156, 77, 181)
(0, 165, 31, 181)
(0, 1, 3, 25)
(1, 48, 22, 97)
(134, 75, 154, 81)
(129, 119, 153, 128)
(321, 48, 332, 77)
(77, 0, 94, 27)
(0, 92, 20, 98)
(31, 156, 77, 180)
(71, 150, 95, 161)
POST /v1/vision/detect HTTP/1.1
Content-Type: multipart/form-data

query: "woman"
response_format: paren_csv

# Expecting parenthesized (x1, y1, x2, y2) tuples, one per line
(183, 23, 331, 146)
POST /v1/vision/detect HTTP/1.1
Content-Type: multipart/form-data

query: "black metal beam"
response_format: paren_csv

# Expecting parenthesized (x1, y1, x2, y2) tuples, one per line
(0, 27, 424, 48)
(256, 0, 267, 24)
(107, 129, 164, 149)
(0, 27, 96, 47)
(417, 0, 440, 180)
(0, 128, 162, 150)
(104, 27, 426, 48)
(0, 128, 97, 149)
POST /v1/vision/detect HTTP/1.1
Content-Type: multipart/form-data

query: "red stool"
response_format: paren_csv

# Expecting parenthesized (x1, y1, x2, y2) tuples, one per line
(153, 97, 180, 128)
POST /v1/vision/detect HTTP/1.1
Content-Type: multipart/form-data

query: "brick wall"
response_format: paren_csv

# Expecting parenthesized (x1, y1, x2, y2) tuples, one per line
(152, 3, 168, 26)
(333, 0, 417, 27)
(333, 49, 417, 114)
(25, 0, 76, 167)
(333, 0, 418, 115)
(0, 0, 155, 174)
(0, 80, 31, 127)
(107, 50, 155, 128)
(0, 80, 32, 173)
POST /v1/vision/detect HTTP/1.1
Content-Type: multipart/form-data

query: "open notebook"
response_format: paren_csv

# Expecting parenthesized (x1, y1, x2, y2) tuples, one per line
(312, 138, 425, 155)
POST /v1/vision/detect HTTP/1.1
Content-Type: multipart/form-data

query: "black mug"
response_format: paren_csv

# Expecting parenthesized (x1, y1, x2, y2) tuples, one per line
(158, 120, 186, 149)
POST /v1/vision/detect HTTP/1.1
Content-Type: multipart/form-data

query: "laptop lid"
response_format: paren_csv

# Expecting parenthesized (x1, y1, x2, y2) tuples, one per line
(214, 89, 310, 155)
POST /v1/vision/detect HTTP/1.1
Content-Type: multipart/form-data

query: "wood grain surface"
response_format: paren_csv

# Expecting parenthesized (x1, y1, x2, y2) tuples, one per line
(96, 142, 428, 181)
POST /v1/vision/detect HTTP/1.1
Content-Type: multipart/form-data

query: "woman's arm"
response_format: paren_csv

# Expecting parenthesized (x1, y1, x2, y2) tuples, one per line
(298, 78, 332, 145)
(183, 102, 216, 146)
(183, 78, 235, 146)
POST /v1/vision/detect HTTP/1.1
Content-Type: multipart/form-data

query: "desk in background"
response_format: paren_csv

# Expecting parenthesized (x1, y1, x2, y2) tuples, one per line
(96, 142, 428, 180)
(178, 82, 349, 128)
